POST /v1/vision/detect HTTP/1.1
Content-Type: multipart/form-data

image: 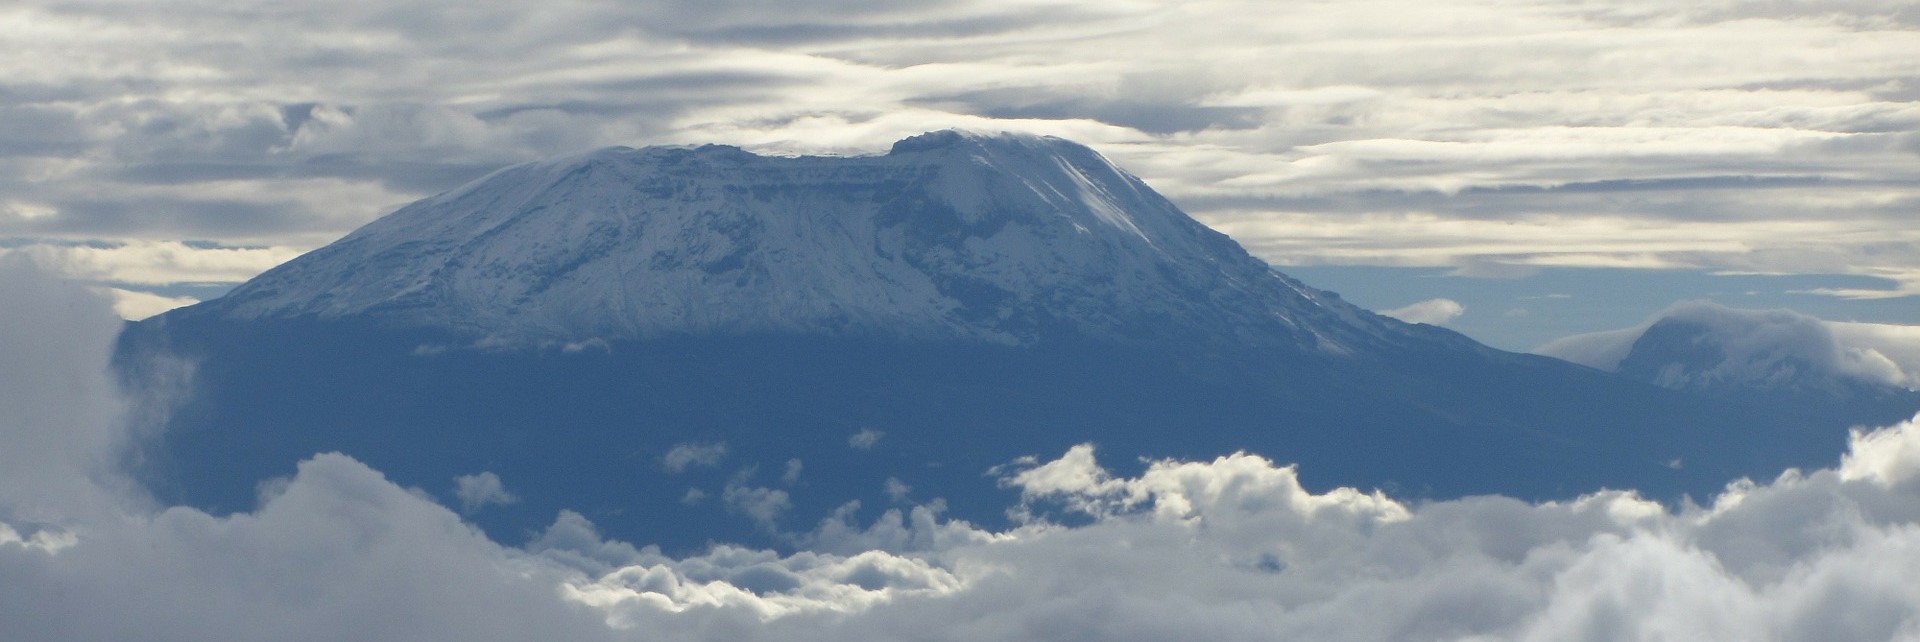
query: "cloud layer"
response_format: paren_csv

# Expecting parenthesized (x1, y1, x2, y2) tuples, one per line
(1381, 297, 1466, 326)
(5, 266, 1920, 640)
(2, 0, 1917, 303)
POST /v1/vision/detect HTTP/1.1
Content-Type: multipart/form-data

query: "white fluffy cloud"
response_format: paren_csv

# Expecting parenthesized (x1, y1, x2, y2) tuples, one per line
(662, 442, 730, 473)
(722, 478, 793, 531)
(848, 428, 884, 450)
(7, 266, 1920, 640)
(1380, 298, 1466, 326)
(453, 472, 519, 514)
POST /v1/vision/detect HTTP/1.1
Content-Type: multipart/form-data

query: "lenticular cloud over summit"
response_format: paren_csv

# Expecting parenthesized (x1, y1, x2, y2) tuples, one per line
(5, 265, 1920, 641)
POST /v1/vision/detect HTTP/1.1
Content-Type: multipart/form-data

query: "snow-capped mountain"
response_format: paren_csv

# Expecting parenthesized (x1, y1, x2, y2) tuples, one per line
(118, 132, 1919, 549)
(1537, 301, 1920, 397)
(210, 130, 1436, 355)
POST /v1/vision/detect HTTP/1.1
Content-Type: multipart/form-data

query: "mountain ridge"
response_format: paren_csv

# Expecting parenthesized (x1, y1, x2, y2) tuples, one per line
(196, 131, 1462, 358)
(116, 130, 1920, 548)
(1538, 300, 1920, 401)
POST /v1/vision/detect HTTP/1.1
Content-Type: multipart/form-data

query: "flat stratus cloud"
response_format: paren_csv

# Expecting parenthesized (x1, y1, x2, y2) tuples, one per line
(662, 442, 731, 474)
(4, 240, 306, 286)
(102, 288, 199, 321)
(6, 266, 1920, 640)
(0, 0, 1915, 298)
(1380, 298, 1466, 325)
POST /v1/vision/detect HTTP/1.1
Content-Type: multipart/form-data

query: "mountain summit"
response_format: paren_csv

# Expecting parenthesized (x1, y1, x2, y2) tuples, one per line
(1537, 301, 1920, 399)
(119, 131, 1918, 548)
(213, 130, 1429, 354)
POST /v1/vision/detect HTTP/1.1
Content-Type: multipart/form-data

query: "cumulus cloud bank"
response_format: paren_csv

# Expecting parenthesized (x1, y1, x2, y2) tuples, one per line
(1537, 300, 1920, 390)
(6, 267, 1920, 640)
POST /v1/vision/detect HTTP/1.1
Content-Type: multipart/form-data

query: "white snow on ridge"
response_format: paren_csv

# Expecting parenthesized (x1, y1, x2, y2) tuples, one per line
(203, 131, 1431, 352)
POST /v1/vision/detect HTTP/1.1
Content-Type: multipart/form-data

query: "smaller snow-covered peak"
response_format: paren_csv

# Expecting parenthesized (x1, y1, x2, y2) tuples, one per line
(1536, 300, 1920, 393)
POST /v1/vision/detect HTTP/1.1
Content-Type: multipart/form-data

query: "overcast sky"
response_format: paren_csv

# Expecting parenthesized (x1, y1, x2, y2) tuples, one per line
(2, 0, 1916, 339)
